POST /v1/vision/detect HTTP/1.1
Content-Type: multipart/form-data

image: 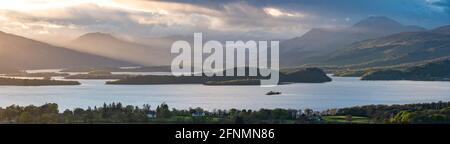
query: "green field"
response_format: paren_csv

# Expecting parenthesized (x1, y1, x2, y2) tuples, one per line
(323, 116, 372, 124)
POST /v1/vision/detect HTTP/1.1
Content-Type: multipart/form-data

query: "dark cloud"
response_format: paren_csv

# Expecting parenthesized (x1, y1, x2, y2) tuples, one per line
(155, 0, 450, 28)
(432, 0, 450, 13)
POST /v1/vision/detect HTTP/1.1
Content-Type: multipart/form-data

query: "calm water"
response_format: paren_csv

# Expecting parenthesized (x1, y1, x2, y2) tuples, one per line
(0, 70, 449, 111)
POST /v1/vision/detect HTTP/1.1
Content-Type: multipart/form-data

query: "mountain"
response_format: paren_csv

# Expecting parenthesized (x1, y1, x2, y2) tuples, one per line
(281, 16, 426, 66)
(67, 32, 171, 66)
(431, 25, 450, 35)
(0, 31, 132, 70)
(351, 16, 424, 33)
(323, 25, 450, 68)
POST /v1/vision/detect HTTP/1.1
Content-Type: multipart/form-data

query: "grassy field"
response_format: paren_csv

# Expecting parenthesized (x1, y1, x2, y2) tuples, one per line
(323, 116, 372, 124)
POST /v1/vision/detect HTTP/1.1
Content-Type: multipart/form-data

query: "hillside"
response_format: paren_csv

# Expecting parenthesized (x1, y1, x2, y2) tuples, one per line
(280, 16, 425, 66)
(67, 32, 171, 66)
(361, 59, 450, 81)
(0, 31, 132, 69)
(324, 25, 450, 68)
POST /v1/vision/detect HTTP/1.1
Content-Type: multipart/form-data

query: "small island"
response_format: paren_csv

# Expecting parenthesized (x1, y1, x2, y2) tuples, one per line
(280, 68, 332, 83)
(60, 66, 171, 73)
(5, 72, 70, 77)
(107, 68, 332, 85)
(204, 79, 261, 85)
(266, 91, 282, 95)
(0, 77, 80, 86)
(64, 70, 133, 79)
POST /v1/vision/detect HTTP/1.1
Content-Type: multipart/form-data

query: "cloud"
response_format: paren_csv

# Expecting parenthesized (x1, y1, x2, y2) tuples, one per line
(0, 0, 449, 44)
(0, 0, 314, 42)
(264, 7, 305, 18)
(430, 0, 450, 13)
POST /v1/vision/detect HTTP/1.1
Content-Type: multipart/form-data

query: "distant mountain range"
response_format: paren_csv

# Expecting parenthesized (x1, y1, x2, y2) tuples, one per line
(281, 16, 426, 66)
(323, 25, 450, 68)
(0, 31, 133, 70)
(1, 16, 450, 71)
(67, 32, 171, 66)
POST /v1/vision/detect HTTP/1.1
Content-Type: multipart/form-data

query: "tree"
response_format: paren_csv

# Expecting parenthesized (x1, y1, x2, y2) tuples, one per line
(40, 113, 59, 124)
(234, 116, 244, 124)
(62, 109, 74, 123)
(304, 108, 313, 116)
(391, 111, 411, 124)
(143, 104, 151, 113)
(40, 103, 58, 114)
(18, 112, 33, 123)
(156, 103, 172, 119)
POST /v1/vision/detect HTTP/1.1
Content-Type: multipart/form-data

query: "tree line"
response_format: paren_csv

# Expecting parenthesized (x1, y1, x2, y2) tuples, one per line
(0, 102, 321, 124)
(0, 101, 448, 124)
(333, 101, 450, 123)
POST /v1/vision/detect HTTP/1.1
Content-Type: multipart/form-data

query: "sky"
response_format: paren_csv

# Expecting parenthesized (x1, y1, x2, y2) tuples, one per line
(0, 0, 449, 44)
